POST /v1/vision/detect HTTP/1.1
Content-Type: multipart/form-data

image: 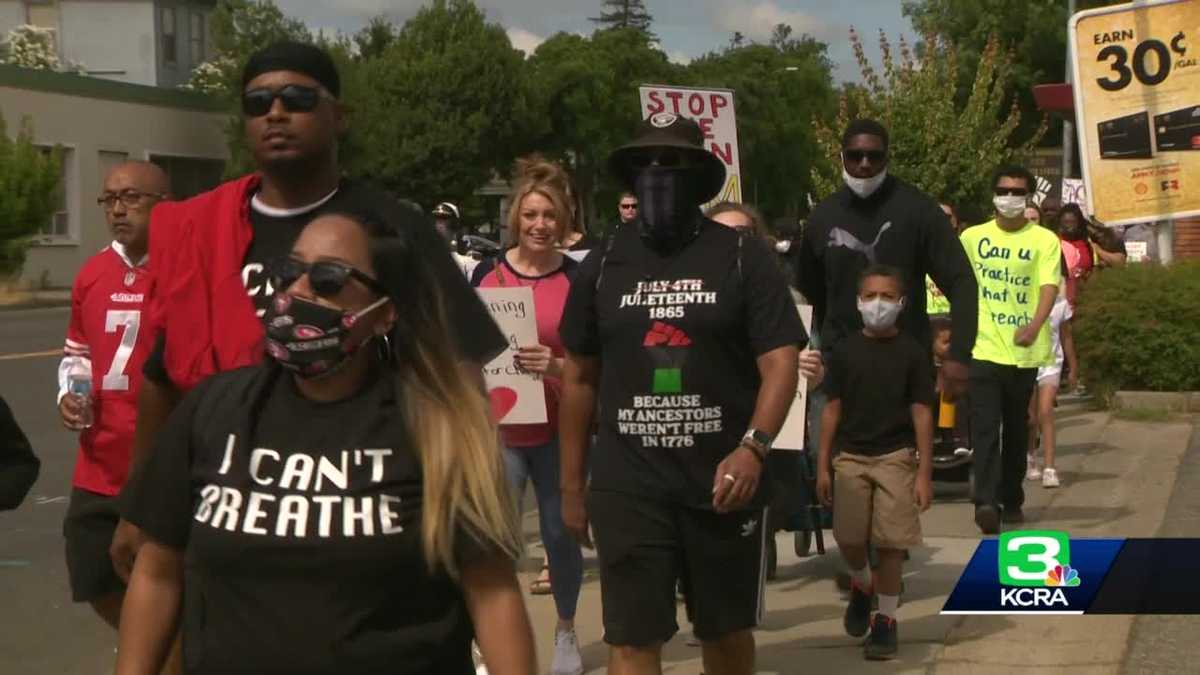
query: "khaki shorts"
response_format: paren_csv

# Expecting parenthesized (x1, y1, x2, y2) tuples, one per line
(833, 448, 922, 550)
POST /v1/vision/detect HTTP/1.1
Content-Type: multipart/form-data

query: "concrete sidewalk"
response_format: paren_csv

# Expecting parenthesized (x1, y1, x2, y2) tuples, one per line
(516, 405, 1196, 674)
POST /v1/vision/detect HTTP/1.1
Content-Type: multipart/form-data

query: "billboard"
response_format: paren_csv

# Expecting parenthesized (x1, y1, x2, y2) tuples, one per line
(1070, 0, 1200, 225)
(638, 84, 742, 206)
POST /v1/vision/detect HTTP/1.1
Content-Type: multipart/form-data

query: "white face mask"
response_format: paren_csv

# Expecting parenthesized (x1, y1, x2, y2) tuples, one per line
(994, 195, 1028, 219)
(857, 296, 904, 331)
(843, 167, 887, 199)
(775, 239, 792, 254)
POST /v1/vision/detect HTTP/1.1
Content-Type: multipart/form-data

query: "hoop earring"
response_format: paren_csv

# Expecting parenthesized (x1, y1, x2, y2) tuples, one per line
(376, 333, 393, 362)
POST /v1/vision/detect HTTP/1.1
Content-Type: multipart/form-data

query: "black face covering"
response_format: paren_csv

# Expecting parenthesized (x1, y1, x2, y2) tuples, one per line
(635, 167, 703, 253)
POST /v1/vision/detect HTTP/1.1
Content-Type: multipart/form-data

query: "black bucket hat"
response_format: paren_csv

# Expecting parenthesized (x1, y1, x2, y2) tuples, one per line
(608, 112, 727, 204)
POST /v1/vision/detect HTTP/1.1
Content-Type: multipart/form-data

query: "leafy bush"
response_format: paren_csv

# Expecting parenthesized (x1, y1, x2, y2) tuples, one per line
(1073, 261, 1200, 402)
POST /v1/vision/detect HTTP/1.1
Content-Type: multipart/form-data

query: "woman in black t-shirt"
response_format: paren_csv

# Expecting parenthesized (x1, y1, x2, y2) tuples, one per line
(117, 204, 534, 675)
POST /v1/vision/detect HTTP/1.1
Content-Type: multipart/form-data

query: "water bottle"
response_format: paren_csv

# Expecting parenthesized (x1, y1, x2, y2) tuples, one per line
(66, 357, 94, 429)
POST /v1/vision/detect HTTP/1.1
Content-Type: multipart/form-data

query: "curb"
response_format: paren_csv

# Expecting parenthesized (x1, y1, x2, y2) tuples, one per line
(1113, 391, 1200, 413)
(0, 299, 71, 312)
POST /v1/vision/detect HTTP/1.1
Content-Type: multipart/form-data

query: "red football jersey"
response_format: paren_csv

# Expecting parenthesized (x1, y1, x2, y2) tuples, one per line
(60, 243, 152, 496)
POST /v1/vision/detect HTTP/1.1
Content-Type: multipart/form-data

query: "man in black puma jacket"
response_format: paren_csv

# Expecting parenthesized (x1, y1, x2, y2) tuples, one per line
(798, 119, 977, 396)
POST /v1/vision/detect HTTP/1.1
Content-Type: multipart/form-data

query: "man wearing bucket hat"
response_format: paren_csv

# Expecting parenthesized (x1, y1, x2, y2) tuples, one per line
(558, 113, 807, 674)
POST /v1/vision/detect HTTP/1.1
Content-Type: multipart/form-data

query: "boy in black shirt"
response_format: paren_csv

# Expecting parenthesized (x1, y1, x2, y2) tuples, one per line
(816, 264, 935, 661)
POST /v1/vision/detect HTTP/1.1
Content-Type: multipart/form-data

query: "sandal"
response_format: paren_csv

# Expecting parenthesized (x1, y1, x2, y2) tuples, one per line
(530, 565, 552, 595)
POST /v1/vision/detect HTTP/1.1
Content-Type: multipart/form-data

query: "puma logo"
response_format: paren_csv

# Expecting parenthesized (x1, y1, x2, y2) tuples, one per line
(741, 517, 759, 538)
(828, 221, 892, 263)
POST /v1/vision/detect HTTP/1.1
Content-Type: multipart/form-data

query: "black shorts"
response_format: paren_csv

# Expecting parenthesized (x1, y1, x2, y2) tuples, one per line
(63, 487, 125, 602)
(588, 490, 767, 645)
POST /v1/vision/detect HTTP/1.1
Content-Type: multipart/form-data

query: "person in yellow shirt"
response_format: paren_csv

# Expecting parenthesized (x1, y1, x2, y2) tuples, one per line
(960, 165, 1060, 535)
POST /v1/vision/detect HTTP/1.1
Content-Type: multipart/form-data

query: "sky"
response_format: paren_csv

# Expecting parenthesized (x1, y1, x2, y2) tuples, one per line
(274, 0, 916, 82)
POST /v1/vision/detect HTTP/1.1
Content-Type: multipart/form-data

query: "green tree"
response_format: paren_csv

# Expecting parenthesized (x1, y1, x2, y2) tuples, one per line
(345, 0, 529, 207)
(812, 30, 1044, 220)
(902, 0, 1123, 144)
(353, 16, 397, 61)
(687, 34, 836, 220)
(589, 0, 655, 38)
(525, 27, 681, 230)
(0, 113, 62, 276)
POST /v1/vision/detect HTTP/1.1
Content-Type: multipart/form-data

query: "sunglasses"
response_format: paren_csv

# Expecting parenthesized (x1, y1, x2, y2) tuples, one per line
(271, 258, 388, 299)
(241, 85, 329, 117)
(843, 149, 887, 164)
(619, 203, 638, 210)
(994, 187, 1030, 197)
(97, 189, 165, 211)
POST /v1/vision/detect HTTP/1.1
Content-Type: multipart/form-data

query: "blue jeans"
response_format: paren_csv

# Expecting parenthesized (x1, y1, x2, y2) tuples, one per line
(503, 438, 583, 620)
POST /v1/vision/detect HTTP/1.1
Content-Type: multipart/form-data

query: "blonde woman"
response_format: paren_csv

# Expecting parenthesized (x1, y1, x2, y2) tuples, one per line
(471, 156, 585, 675)
(116, 200, 534, 675)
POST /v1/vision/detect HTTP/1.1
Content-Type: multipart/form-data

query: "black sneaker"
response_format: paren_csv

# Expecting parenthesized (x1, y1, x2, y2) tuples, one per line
(864, 614, 898, 660)
(1002, 506, 1025, 524)
(975, 504, 1000, 535)
(844, 580, 873, 637)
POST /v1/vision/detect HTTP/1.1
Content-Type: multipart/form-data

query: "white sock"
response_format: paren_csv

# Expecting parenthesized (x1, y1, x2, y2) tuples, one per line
(878, 593, 899, 619)
(849, 564, 872, 589)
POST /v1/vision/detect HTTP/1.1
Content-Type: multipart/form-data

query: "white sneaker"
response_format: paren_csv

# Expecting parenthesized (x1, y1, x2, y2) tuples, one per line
(1026, 454, 1042, 481)
(953, 446, 972, 458)
(551, 627, 583, 675)
(1042, 467, 1061, 488)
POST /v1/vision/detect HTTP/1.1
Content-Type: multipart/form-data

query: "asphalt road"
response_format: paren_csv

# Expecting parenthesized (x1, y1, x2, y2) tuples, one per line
(1, 307, 117, 674)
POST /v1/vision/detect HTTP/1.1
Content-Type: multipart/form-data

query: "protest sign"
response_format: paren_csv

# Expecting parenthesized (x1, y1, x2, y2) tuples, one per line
(638, 84, 741, 207)
(1071, 0, 1200, 225)
(476, 286, 546, 425)
(775, 305, 814, 452)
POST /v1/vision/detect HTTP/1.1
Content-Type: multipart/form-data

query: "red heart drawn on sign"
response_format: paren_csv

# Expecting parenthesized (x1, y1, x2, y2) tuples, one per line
(488, 387, 519, 422)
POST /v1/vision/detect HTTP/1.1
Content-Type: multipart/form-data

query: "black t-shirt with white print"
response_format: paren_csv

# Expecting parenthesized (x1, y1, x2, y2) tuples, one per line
(559, 220, 807, 509)
(143, 181, 507, 384)
(123, 365, 488, 675)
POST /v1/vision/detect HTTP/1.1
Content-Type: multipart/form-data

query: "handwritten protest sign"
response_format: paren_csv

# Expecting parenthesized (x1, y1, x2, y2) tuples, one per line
(775, 305, 814, 452)
(638, 84, 741, 207)
(477, 286, 546, 425)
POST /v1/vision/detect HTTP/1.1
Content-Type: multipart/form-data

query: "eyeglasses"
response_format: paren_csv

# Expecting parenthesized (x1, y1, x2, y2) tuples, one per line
(96, 189, 166, 211)
(843, 149, 887, 164)
(994, 187, 1030, 197)
(241, 85, 330, 117)
(619, 203, 638, 210)
(271, 258, 388, 299)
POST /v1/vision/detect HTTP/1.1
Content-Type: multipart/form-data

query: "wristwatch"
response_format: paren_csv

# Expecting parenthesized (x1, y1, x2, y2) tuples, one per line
(740, 428, 773, 461)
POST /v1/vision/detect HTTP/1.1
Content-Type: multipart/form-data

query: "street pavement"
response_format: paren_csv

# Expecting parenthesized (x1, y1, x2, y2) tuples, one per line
(1, 305, 1197, 674)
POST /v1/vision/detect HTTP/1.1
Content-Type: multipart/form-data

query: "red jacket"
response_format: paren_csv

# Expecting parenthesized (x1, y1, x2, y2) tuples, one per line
(147, 175, 265, 391)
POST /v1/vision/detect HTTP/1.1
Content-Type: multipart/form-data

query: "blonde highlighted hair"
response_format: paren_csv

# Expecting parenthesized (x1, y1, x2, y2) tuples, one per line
(505, 155, 578, 247)
(331, 205, 522, 577)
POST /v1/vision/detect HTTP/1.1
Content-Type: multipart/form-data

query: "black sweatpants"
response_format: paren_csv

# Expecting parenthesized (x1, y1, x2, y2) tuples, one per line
(969, 359, 1037, 511)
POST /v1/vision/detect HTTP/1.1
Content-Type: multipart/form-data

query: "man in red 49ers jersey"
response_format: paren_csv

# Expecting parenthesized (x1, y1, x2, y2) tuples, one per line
(57, 161, 169, 630)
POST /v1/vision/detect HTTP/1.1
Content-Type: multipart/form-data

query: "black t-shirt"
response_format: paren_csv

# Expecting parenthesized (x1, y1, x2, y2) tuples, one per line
(0, 395, 39, 511)
(798, 177, 978, 362)
(559, 220, 807, 508)
(123, 366, 486, 675)
(143, 181, 506, 384)
(825, 331, 936, 456)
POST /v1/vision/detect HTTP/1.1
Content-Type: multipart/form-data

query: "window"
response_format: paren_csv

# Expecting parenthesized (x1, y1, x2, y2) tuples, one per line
(38, 146, 73, 240)
(189, 12, 205, 65)
(149, 155, 225, 200)
(160, 7, 177, 65)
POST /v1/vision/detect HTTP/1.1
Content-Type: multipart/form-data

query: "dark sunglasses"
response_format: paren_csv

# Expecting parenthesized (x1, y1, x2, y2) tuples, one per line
(843, 149, 887, 164)
(619, 203, 638, 210)
(271, 258, 388, 298)
(994, 187, 1030, 197)
(241, 85, 328, 117)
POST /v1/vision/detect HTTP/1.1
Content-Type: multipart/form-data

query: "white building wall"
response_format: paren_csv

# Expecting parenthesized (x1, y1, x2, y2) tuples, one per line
(0, 2, 25, 35)
(60, 1, 157, 86)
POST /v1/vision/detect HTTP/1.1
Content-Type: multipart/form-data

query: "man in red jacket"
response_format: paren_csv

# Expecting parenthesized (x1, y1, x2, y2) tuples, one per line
(110, 41, 507, 577)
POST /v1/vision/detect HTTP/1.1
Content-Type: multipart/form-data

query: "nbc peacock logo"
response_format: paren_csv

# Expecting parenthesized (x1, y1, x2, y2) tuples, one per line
(1046, 564, 1081, 588)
